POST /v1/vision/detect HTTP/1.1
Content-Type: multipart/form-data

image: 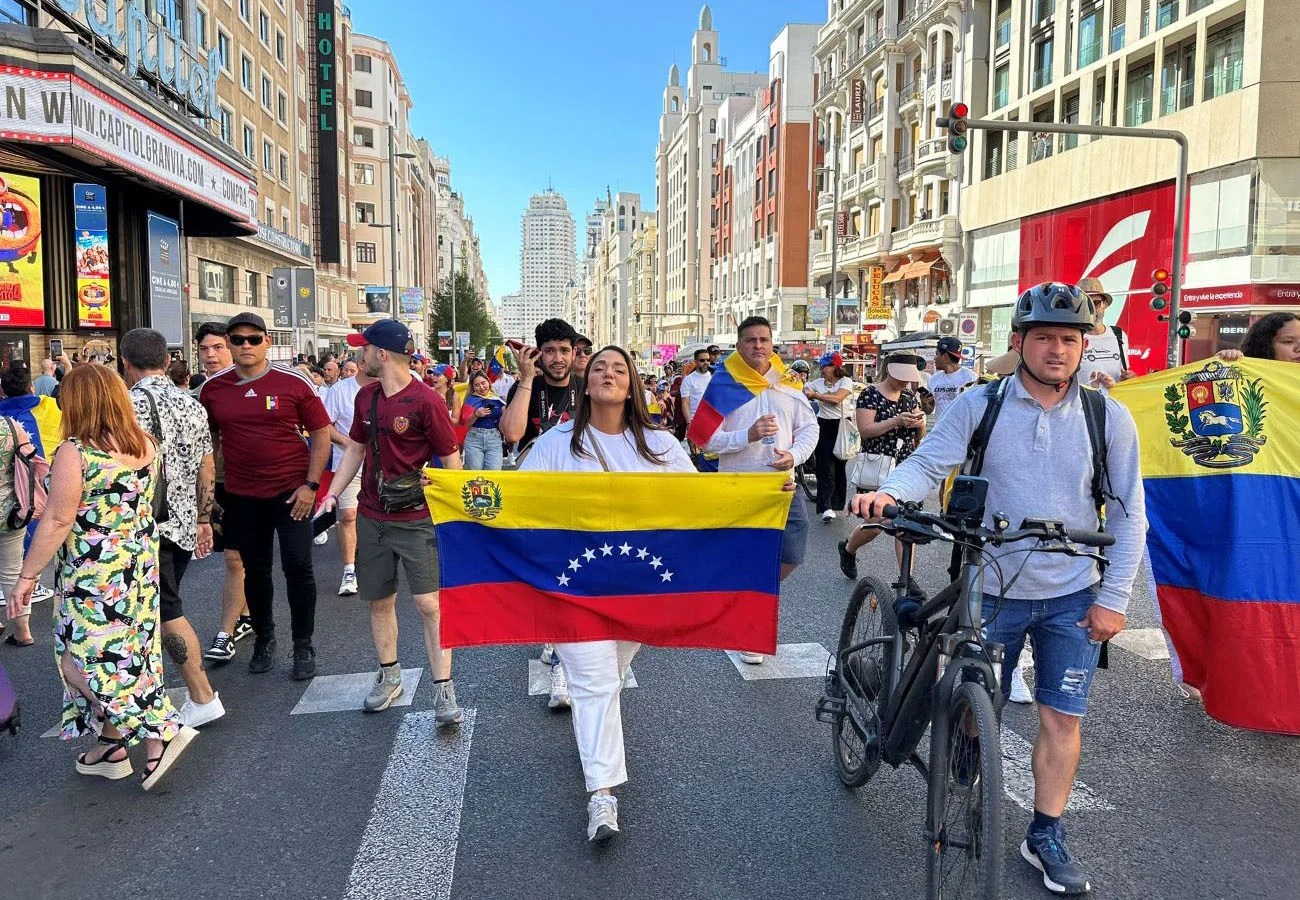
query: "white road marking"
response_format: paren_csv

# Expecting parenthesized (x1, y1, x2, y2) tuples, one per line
(1001, 727, 1115, 812)
(344, 709, 475, 900)
(528, 658, 636, 695)
(291, 668, 424, 715)
(1109, 626, 1172, 661)
(726, 642, 831, 681)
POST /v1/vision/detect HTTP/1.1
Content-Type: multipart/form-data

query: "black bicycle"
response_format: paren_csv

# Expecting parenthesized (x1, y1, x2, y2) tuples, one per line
(793, 459, 817, 502)
(815, 475, 1113, 900)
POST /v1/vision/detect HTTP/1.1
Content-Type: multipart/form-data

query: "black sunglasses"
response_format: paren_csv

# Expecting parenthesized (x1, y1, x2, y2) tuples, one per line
(228, 334, 265, 347)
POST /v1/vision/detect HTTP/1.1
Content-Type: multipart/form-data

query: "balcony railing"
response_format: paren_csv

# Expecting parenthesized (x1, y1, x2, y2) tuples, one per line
(1031, 67, 1051, 90)
(896, 153, 915, 176)
(915, 137, 948, 167)
(1078, 40, 1102, 68)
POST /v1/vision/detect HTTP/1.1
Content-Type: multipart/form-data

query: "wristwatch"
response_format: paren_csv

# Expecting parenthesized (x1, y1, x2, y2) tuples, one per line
(305, 480, 321, 491)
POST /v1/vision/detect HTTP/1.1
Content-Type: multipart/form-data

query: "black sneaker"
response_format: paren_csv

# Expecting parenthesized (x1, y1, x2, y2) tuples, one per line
(248, 637, 277, 674)
(203, 633, 235, 663)
(837, 539, 858, 580)
(232, 617, 255, 642)
(291, 641, 317, 681)
(1021, 822, 1092, 895)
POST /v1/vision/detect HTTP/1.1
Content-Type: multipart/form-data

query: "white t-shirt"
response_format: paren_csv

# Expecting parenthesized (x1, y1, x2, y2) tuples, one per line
(1079, 326, 1127, 391)
(519, 420, 695, 473)
(680, 370, 712, 421)
(492, 372, 516, 400)
(324, 376, 363, 469)
(927, 366, 977, 420)
(807, 376, 855, 419)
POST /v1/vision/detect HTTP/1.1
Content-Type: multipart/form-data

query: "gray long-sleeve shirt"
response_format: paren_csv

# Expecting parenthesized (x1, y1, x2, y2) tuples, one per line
(878, 373, 1147, 614)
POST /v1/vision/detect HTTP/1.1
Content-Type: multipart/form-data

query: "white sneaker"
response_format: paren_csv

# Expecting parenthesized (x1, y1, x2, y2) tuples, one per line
(313, 531, 329, 546)
(179, 691, 226, 728)
(548, 660, 570, 709)
(338, 571, 359, 596)
(587, 793, 619, 842)
(821, 509, 835, 522)
(738, 651, 765, 665)
(1008, 666, 1033, 704)
(539, 643, 555, 665)
(30, 582, 53, 603)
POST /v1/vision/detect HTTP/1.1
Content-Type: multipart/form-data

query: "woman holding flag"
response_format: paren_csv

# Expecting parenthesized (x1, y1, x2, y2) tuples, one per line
(519, 344, 694, 843)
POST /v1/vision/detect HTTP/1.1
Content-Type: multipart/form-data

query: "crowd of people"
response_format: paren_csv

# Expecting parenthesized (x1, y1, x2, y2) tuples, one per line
(0, 296, 1292, 879)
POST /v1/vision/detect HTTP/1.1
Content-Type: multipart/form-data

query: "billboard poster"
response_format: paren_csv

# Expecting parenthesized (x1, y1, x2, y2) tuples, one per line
(146, 213, 183, 344)
(73, 183, 111, 329)
(808, 296, 830, 326)
(0, 171, 45, 328)
(399, 287, 424, 319)
(455, 330, 471, 351)
(437, 330, 453, 351)
(835, 297, 861, 333)
(364, 285, 391, 314)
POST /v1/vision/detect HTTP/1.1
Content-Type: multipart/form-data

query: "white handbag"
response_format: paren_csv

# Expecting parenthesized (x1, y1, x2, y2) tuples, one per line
(847, 451, 896, 491)
(832, 413, 860, 461)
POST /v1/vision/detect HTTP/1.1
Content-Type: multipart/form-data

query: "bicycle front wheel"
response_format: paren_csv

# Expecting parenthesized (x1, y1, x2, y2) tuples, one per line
(925, 680, 1003, 900)
(830, 576, 896, 788)
(796, 462, 816, 501)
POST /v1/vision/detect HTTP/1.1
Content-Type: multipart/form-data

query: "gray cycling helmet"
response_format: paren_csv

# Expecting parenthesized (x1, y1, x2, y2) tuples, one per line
(791, 359, 811, 373)
(1012, 282, 1096, 332)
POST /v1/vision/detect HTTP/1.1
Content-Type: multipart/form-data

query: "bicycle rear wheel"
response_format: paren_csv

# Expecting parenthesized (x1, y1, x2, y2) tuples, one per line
(830, 576, 896, 788)
(926, 680, 1003, 900)
(796, 462, 816, 501)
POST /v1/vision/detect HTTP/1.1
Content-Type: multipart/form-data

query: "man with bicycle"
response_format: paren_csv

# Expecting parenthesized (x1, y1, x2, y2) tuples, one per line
(852, 283, 1146, 895)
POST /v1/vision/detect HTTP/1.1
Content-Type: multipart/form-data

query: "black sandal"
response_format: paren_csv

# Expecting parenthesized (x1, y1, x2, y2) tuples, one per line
(141, 725, 198, 792)
(3, 633, 34, 647)
(75, 736, 133, 780)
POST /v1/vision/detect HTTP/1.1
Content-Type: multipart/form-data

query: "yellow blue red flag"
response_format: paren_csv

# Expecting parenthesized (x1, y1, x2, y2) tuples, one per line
(1112, 358, 1300, 734)
(423, 470, 791, 654)
(686, 352, 806, 447)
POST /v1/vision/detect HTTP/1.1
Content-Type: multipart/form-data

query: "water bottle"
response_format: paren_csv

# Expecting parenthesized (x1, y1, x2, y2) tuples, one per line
(759, 391, 778, 462)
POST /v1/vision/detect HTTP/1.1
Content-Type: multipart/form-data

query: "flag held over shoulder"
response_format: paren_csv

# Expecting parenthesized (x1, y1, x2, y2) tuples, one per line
(423, 470, 791, 655)
(686, 352, 804, 448)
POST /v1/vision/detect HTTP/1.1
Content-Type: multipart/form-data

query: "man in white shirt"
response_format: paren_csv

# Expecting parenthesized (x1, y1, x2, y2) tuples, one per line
(702, 316, 818, 664)
(1076, 277, 1132, 392)
(928, 337, 977, 420)
(492, 369, 516, 400)
(322, 358, 375, 596)
(679, 348, 713, 422)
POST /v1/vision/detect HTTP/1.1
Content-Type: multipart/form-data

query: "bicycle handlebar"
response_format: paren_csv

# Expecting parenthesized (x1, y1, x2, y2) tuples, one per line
(875, 504, 1114, 550)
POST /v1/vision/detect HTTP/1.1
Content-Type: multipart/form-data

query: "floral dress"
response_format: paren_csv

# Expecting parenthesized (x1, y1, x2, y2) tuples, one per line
(52, 439, 181, 744)
(856, 384, 923, 462)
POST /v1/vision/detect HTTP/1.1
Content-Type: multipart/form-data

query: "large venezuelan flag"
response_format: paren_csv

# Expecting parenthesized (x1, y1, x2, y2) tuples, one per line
(423, 470, 791, 654)
(1112, 358, 1300, 734)
(686, 352, 804, 447)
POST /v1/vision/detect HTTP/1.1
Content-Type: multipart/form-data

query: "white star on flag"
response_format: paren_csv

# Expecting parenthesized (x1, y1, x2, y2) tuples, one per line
(557, 573, 570, 586)
(660, 571, 673, 582)
(649, 556, 662, 569)
(619, 543, 632, 555)
(583, 548, 597, 562)
(568, 558, 582, 572)
(600, 544, 614, 556)
(636, 548, 649, 559)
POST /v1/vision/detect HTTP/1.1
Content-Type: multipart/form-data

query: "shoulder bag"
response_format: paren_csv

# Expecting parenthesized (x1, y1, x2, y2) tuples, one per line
(139, 389, 171, 524)
(369, 389, 427, 513)
(832, 381, 861, 461)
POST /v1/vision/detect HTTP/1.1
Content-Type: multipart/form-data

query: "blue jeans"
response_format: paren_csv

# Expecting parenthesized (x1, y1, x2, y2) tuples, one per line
(981, 586, 1102, 717)
(462, 427, 503, 471)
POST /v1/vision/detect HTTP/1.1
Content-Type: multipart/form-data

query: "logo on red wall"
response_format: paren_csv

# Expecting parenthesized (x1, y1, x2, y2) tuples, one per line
(1019, 182, 1178, 375)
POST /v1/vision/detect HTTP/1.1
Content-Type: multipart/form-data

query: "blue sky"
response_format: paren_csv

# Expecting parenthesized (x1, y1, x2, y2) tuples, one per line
(348, 0, 825, 305)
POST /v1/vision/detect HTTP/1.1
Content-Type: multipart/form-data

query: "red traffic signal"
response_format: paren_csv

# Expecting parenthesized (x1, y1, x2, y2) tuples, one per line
(1151, 266, 1170, 297)
(950, 102, 970, 119)
(936, 101, 970, 154)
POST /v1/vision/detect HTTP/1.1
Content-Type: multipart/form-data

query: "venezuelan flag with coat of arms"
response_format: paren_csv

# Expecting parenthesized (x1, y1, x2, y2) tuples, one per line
(1112, 358, 1300, 734)
(686, 351, 805, 447)
(423, 470, 790, 654)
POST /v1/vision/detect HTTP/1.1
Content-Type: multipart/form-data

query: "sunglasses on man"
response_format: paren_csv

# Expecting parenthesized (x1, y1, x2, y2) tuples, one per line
(229, 334, 265, 346)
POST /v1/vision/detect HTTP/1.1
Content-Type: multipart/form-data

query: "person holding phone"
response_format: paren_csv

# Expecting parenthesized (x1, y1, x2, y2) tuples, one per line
(459, 372, 505, 470)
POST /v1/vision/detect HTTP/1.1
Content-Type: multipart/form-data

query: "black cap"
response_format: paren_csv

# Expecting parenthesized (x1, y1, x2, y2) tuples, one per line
(574, 334, 593, 347)
(227, 312, 267, 333)
(936, 336, 963, 357)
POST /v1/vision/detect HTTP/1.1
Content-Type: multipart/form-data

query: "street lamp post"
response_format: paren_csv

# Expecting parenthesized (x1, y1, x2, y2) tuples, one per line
(384, 123, 417, 316)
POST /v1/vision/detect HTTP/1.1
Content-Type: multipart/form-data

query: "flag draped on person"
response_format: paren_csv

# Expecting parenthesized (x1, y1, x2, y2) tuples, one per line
(423, 470, 791, 654)
(1112, 358, 1300, 734)
(488, 345, 509, 383)
(686, 351, 806, 447)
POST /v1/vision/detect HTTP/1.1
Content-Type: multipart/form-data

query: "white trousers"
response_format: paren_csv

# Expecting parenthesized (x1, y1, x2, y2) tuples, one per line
(555, 640, 640, 792)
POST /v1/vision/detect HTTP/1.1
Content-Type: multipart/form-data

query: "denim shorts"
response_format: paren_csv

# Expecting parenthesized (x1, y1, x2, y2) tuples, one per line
(781, 494, 809, 567)
(981, 585, 1102, 717)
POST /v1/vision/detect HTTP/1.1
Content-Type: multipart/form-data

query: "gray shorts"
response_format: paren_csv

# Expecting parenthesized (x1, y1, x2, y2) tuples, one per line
(782, 494, 809, 567)
(355, 515, 440, 601)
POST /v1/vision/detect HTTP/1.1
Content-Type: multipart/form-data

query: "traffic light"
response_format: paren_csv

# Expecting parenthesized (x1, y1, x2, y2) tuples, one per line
(1149, 267, 1170, 311)
(936, 101, 970, 154)
(1177, 310, 1195, 340)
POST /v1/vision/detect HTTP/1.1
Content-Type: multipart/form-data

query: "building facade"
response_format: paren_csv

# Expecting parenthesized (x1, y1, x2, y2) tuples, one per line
(519, 188, 575, 331)
(496, 292, 526, 343)
(959, 0, 1287, 370)
(655, 6, 768, 345)
(629, 213, 658, 361)
(811, 0, 965, 356)
(592, 192, 643, 349)
(711, 23, 818, 346)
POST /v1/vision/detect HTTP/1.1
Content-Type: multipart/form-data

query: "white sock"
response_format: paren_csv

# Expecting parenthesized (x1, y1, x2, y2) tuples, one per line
(343, 564, 355, 574)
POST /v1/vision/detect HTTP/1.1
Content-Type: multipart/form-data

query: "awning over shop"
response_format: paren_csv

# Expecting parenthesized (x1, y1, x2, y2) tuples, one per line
(882, 267, 908, 284)
(902, 259, 937, 279)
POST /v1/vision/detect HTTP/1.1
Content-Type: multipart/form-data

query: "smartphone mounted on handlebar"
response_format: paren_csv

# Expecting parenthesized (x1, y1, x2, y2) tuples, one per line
(946, 475, 989, 527)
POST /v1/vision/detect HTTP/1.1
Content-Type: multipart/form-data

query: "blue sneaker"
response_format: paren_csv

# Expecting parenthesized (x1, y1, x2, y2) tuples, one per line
(1021, 822, 1092, 895)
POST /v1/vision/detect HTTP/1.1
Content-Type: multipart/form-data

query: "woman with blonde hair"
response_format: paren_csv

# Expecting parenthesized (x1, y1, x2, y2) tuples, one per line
(8, 364, 197, 790)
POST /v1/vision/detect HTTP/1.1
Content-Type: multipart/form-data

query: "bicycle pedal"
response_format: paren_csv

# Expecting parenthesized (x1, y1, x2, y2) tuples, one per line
(815, 694, 846, 723)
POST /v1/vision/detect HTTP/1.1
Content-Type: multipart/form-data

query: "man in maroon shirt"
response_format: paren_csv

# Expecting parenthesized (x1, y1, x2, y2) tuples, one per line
(198, 312, 332, 680)
(323, 319, 465, 724)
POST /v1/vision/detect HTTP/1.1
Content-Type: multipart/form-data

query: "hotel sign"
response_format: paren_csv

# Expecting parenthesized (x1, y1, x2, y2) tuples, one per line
(313, 0, 341, 263)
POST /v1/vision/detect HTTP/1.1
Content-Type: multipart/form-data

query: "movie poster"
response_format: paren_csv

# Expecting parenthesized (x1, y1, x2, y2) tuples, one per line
(0, 171, 45, 328)
(74, 183, 112, 329)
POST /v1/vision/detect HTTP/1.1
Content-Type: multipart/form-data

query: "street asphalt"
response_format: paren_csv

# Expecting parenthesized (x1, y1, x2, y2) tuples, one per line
(0, 507, 1296, 900)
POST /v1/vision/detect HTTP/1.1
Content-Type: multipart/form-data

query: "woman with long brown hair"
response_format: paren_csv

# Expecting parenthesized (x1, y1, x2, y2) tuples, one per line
(8, 365, 197, 791)
(519, 345, 693, 842)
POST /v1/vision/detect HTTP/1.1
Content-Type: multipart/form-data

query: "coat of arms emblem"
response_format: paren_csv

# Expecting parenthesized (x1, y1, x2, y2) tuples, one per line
(460, 476, 503, 520)
(1165, 361, 1268, 468)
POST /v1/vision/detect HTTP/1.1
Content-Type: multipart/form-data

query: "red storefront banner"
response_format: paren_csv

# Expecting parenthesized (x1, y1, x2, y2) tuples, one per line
(1181, 283, 1300, 308)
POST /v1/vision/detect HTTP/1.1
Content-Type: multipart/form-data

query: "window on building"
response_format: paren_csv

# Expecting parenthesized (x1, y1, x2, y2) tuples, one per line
(1156, 0, 1178, 31)
(354, 163, 374, 185)
(240, 54, 253, 91)
(353, 127, 374, 147)
(1204, 22, 1244, 100)
(193, 5, 207, 44)
(355, 202, 376, 224)
(277, 91, 287, 124)
(261, 74, 272, 109)
(1160, 40, 1196, 115)
(995, 0, 1011, 48)
(1111, 0, 1127, 51)
(242, 124, 255, 159)
(1032, 0, 1053, 22)
(262, 139, 273, 173)
(1032, 39, 1053, 90)
(238, 0, 249, 22)
(246, 270, 259, 307)
(217, 28, 230, 71)
(1078, 4, 1103, 68)
(258, 10, 269, 44)
(355, 54, 372, 73)
(1125, 62, 1154, 125)
(279, 152, 289, 182)
(1060, 92, 1080, 150)
(994, 63, 1010, 109)
(218, 106, 232, 144)
(356, 89, 373, 108)
(199, 260, 234, 303)
(356, 242, 377, 264)
(275, 29, 286, 63)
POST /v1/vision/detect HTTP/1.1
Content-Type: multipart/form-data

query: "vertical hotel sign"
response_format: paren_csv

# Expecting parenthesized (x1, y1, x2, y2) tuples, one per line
(851, 80, 865, 125)
(314, 0, 341, 264)
(147, 213, 183, 344)
(73, 183, 111, 329)
(0, 171, 45, 328)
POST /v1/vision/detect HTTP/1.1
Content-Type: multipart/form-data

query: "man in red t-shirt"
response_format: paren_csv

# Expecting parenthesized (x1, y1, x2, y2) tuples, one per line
(198, 312, 332, 680)
(322, 319, 464, 724)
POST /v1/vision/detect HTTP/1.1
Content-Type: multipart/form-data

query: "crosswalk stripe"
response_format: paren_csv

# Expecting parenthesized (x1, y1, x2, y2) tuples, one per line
(344, 708, 476, 900)
(726, 642, 831, 680)
(528, 658, 636, 695)
(1109, 626, 1172, 661)
(1000, 727, 1115, 812)
(291, 668, 424, 715)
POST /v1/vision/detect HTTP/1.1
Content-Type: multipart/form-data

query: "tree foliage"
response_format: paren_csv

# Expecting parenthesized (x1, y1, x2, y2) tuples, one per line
(428, 270, 500, 362)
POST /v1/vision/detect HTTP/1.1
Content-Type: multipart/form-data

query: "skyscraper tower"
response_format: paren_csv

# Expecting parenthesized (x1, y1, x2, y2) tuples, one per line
(520, 189, 577, 327)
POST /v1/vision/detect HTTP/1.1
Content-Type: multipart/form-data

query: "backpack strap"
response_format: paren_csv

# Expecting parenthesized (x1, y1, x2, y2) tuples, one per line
(964, 377, 1011, 477)
(1110, 325, 1129, 372)
(1079, 385, 1110, 528)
